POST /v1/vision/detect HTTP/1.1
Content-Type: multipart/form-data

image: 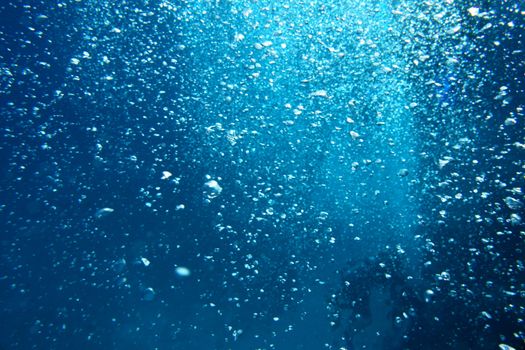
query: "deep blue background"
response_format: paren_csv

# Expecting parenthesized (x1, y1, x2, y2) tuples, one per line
(1, 0, 524, 349)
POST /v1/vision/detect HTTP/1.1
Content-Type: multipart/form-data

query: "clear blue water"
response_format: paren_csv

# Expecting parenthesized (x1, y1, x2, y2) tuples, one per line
(0, 0, 524, 349)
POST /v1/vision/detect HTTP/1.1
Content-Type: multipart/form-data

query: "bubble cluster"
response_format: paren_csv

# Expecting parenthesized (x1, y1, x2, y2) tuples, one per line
(0, 0, 523, 349)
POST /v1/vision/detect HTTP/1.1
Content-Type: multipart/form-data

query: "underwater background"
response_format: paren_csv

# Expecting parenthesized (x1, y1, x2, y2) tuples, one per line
(0, 0, 524, 349)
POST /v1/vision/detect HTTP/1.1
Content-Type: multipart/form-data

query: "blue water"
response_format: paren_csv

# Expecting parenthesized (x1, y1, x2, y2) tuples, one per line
(0, 0, 524, 349)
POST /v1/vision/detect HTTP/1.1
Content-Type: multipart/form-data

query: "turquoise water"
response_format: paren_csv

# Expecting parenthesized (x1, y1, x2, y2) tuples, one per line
(0, 0, 524, 349)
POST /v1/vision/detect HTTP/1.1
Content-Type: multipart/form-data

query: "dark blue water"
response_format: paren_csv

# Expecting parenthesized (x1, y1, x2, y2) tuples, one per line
(1, 0, 524, 349)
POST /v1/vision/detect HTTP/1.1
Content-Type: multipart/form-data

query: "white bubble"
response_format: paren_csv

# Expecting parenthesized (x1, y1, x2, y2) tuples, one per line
(161, 171, 172, 180)
(204, 179, 223, 200)
(234, 33, 245, 42)
(504, 118, 517, 126)
(504, 197, 523, 210)
(499, 345, 516, 350)
(510, 213, 522, 226)
(175, 266, 191, 277)
(141, 257, 150, 267)
(310, 89, 328, 98)
(438, 158, 451, 169)
(467, 7, 479, 16)
(95, 207, 114, 219)
(143, 287, 155, 301)
(398, 168, 409, 177)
